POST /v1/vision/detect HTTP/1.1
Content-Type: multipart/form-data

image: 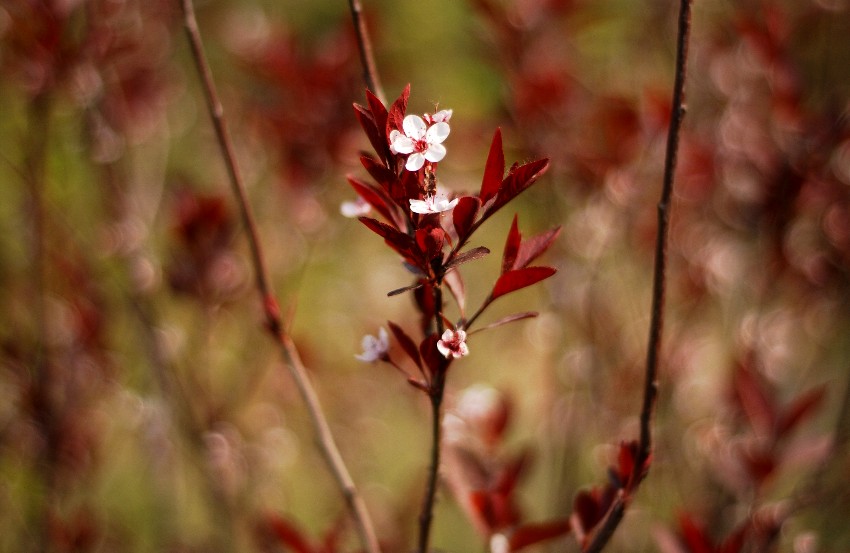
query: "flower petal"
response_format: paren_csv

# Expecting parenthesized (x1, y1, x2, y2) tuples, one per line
(406, 152, 426, 171)
(402, 115, 427, 139)
(424, 143, 446, 163)
(409, 198, 432, 214)
(427, 122, 451, 144)
(391, 134, 416, 154)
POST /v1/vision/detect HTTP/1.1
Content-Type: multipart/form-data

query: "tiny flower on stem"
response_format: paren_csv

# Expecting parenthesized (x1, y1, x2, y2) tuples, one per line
(409, 193, 458, 214)
(389, 113, 451, 171)
(355, 327, 390, 362)
(437, 328, 469, 359)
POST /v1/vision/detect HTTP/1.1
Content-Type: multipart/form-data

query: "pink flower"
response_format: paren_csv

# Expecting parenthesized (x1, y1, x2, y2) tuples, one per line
(409, 194, 459, 214)
(389, 113, 451, 171)
(355, 327, 389, 362)
(437, 328, 469, 359)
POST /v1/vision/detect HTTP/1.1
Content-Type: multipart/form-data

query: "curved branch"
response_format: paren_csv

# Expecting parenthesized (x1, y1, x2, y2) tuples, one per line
(178, 2, 381, 553)
(583, 1, 693, 551)
(347, 0, 386, 104)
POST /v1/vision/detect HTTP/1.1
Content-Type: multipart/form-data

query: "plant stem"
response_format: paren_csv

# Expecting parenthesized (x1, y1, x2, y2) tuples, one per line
(178, 3, 381, 553)
(417, 286, 447, 553)
(583, 1, 692, 551)
(347, 0, 386, 105)
(418, 367, 446, 553)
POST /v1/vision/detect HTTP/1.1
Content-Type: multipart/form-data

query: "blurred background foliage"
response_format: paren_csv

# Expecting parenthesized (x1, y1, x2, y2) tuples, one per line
(1, 0, 849, 551)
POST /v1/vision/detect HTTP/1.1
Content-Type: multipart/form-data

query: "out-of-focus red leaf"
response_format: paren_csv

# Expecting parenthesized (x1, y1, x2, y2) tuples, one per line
(453, 196, 481, 240)
(733, 358, 776, 436)
(572, 486, 614, 533)
(492, 267, 556, 300)
(515, 226, 562, 269)
(677, 512, 715, 553)
(389, 321, 423, 372)
(258, 514, 315, 553)
(740, 445, 776, 485)
(481, 128, 505, 204)
(509, 519, 571, 551)
(502, 215, 522, 274)
(778, 386, 826, 436)
(494, 450, 529, 495)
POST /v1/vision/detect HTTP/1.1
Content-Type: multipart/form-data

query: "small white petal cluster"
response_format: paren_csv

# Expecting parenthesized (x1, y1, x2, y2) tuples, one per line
(409, 194, 459, 214)
(340, 196, 371, 218)
(389, 111, 451, 172)
(355, 327, 389, 362)
(437, 328, 469, 359)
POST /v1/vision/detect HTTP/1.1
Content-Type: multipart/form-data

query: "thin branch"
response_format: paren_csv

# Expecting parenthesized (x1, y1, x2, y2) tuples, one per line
(178, 3, 381, 553)
(347, 0, 386, 104)
(417, 286, 447, 553)
(583, 1, 693, 551)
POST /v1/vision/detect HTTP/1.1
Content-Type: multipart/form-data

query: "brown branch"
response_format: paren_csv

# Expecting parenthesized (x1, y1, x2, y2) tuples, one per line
(178, 3, 381, 553)
(347, 0, 386, 104)
(583, 1, 693, 551)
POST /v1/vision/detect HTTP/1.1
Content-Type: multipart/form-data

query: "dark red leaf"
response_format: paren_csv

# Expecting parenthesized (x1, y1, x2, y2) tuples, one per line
(387, 283, 423, 296)
(353, 103, 388, 165)
(778, 386, 826, 436)
(420, 333, 446, 378)
(481, 128, 505, 204)
(509, 519, 571, 551)
(358, 217, 420, 267)
(492, 267, 556, 300)
(445, 246, 490, 271)
(366, 89, 388, 136)
(502, 215, 522, 274)
(361, 155, 396, 187)
(472, 312, 538, 334)
(388, 322, 423, 371)
(515, 226, 562, 269)
(387, 84, 410, 137)
(347, 175, 398, 228)
(452, 196, 481, 241)
(416, 226, 445, 260)
(485, 158, 550, 220)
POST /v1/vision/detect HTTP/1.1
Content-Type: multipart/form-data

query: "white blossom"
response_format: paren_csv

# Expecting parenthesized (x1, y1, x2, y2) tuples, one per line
(409, 194, 459, 215)
(437, 328, 469, 359)
(355, 327, 389, 362)
(340, 197, 371, 218)
(389, 114, 451, 171)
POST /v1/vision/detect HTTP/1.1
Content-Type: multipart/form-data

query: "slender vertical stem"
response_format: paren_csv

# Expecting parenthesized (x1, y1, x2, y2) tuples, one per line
(178, 3, 381, 553)
(347, 0, 386, 105)
(417, 286, 447, 553)
(418, 368, 446, 553)
(583, 1, 692, 551)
